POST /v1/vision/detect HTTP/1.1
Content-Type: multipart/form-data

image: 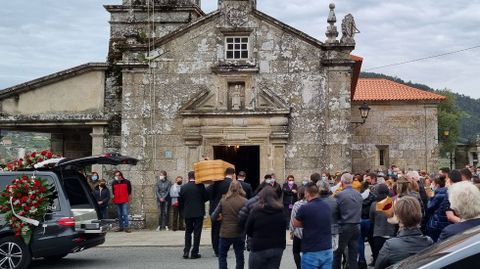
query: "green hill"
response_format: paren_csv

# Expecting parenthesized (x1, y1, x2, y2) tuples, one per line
(360, 72, 480, 143)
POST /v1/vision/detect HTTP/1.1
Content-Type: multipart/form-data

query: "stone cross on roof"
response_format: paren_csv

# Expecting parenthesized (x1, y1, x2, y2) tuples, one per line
(325, 3, 339, 44)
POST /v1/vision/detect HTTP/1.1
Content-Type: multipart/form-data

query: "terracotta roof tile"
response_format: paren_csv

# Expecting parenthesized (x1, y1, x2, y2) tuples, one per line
(354, 78, 446, 102)
(351, 55, 364, 62)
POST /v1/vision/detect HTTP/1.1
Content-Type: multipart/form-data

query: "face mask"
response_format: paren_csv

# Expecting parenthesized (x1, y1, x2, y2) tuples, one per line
(430, 183, 436, 192)
(302, 180, 309, 186)
(115, 176, 120, 181)
(321, 176, 327, 181)
(288, 180, 294, 186)
(100, 183, 106, 188)
(265, 179, 273, 184)
(91, 175, 98, 181)
(177, 181, 182, 185)
(159, 176, 165, 180)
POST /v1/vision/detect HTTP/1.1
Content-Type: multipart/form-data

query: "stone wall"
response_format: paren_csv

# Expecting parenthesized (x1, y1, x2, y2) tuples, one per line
(102, 0, 206, 189)
(352, 103, 439, 173)
(115, 2, 355, 227)
(0, 71, 105, 115)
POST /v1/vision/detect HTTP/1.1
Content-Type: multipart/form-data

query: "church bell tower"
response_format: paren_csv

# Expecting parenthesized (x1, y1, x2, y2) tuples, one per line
(105, 0, 204, 63)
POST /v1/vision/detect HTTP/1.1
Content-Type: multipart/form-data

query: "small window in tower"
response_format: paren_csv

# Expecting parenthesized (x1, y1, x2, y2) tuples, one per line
(225, 36, 249, 60)
(377, 145, 389, 167)
(379, 149, 385, 166)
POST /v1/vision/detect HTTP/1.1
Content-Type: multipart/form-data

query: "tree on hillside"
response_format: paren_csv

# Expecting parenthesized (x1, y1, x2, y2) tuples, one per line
(437, 89, 462, 157)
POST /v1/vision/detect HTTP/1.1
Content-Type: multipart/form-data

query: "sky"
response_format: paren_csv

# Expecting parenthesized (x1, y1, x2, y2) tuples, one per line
(1, 0, 479, 98)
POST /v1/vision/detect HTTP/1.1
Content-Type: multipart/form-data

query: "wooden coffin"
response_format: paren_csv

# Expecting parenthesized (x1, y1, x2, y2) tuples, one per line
(194, 160, 234, 184)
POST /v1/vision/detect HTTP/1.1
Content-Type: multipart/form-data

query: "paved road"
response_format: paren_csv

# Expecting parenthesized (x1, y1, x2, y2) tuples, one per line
(30, 246, 297, 269)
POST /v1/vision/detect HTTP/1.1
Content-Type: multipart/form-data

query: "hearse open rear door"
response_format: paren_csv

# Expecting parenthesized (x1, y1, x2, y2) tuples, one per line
(56, 154, 138, 234)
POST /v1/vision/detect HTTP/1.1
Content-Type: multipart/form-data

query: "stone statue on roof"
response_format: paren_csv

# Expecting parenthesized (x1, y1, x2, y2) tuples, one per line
(340, 14, 359, 45)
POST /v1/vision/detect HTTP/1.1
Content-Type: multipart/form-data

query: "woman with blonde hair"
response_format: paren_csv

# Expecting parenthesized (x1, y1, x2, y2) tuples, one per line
(211, 180, 248, 269)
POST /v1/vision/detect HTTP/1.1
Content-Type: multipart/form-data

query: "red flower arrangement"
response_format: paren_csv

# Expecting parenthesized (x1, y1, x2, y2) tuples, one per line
(0, 150, 57, 244)
(3, 150, 60, 171)
(0, 175, 52, 244)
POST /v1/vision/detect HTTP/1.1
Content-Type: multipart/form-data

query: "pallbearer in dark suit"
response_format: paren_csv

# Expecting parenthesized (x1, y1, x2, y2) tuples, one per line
(237, 171, 253, 199)
(179, 171, 209, 259)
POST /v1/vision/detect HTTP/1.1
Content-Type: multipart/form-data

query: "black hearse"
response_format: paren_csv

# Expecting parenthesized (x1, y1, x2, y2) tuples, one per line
(0, 153, 137, 269)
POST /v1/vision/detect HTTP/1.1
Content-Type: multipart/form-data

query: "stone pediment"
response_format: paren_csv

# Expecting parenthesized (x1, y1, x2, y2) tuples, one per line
(180, 84, 290, 116)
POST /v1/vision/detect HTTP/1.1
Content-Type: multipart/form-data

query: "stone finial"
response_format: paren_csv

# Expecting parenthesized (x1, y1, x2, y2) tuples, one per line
(325, 3, 339, 44)
(340, 14, 359, 45)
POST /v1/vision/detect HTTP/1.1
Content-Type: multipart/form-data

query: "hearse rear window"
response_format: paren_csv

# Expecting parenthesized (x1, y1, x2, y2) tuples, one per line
(62, 176, 91, 208)
(0, 174, 60, 211)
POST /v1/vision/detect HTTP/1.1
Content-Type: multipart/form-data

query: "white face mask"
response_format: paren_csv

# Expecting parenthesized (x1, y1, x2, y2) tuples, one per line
(265, 179, 273, 184)
(159, 176, 165, 180)
(321, 176, 327, 181)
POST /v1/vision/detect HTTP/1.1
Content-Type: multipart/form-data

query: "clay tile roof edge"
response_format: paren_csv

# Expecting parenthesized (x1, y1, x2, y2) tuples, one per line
(353, 78, 447, 102)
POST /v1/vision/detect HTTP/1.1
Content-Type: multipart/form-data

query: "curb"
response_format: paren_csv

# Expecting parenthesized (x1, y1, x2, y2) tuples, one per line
(99, 244, 213, 248)
(99, 242, 294, 248)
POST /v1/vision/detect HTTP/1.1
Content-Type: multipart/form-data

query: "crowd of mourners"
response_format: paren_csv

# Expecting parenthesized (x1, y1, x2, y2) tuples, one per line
(87, 164, 480, 269)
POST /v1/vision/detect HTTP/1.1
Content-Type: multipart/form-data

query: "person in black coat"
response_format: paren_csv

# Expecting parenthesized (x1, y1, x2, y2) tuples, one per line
(179, 171, 209, 259)
(282, 175, 298, 227)
(92, 179, 110, 219)
(246, 186, 287, 269)
(237, 171, 253, 199)
(375, 196, 433, 269)
(207, 167, 234, 256)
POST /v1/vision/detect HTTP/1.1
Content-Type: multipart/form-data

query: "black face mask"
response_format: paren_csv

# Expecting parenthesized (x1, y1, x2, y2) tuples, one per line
(100, 183, 106, 188)
(177, 182, 182, 185)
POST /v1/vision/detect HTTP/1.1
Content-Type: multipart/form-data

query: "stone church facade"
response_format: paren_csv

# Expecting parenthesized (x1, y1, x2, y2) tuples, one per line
(0, 0, 443, 226)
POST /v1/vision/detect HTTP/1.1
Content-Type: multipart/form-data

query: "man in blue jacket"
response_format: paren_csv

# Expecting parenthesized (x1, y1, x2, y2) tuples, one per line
(294, 182, 332, 269)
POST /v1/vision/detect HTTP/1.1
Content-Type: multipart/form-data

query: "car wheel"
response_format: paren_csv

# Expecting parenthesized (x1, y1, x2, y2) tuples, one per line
(43, 253, 68, 261)
(0, 236, 31, 269)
